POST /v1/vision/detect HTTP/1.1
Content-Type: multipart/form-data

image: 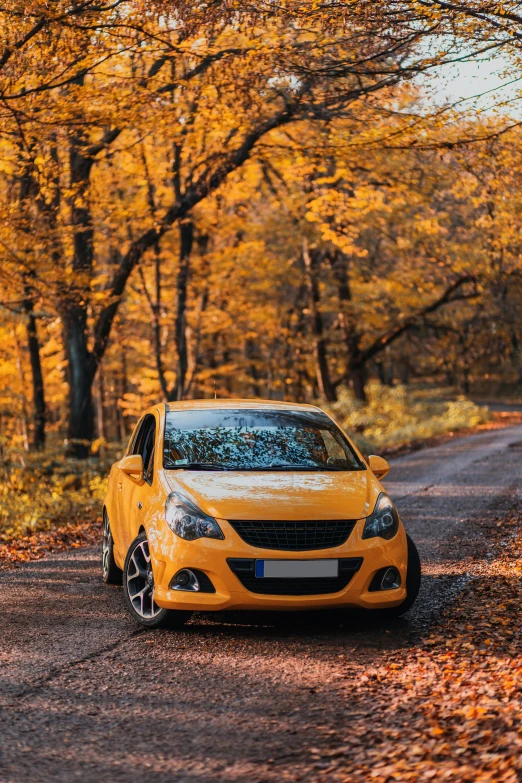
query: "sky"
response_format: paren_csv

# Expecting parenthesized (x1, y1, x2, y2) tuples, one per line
(430, 53, 521, 115)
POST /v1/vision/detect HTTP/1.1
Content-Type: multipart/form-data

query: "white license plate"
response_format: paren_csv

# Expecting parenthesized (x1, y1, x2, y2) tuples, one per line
(255, 559, 339, 579)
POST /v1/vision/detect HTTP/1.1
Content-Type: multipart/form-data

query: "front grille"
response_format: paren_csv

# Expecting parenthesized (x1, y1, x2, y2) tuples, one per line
(227, 519, 357, 551)
(228, 557, 363, 596)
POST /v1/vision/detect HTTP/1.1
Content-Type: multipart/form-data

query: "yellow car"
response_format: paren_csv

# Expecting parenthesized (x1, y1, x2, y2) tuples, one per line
(102, 400, 421, 628)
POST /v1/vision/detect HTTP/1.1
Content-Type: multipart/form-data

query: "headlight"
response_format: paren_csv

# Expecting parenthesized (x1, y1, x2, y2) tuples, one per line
(165, 492, 224, 541)
(362, 493, 399, 540)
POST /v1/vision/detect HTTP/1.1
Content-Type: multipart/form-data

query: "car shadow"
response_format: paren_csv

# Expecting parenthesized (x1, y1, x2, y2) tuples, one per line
(156, 570, 462, 649)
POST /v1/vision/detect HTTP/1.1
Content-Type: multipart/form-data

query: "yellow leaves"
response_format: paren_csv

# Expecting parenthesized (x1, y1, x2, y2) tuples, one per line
(90, 438, 106, 455)
(325, 384, 489, 453)
(62, 474, 80, 490)
(90, 290, 111, 304)
(396, 236, 411, 250)
(304, 183, 388, 255)
(0, 446, 112, 541)
(413, 216, 445, 237)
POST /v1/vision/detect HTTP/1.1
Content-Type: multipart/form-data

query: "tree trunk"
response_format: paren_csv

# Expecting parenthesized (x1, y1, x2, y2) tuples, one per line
(315, 334, 337, 402)
(63, 130, 96, 457)
(302, 239, 337, 402)
(117, 347, 128, 443)
(510, 330, 522, 386)
(64, 317, 95, 458)
(185, 284, 209, 398)
(328, 249, 368, 401)
(18, 166, 47, 450)
(139, 252, 169, 400)
(22, 283, 46, 450)
(349, 363, 368, 404)
(152, 248, 169, 400)
(172, 219, 194, 401)
(95, 365, 106, 446)
(446, 369, 458, 387)
(399, 361, 410, 385)
(292, 281, 309, 403)
(461, 368, 471, 395)
(13, 330, 30, 451)
(376, 356, 394, 386)
(245, 339, 261, 397)
(139, 142, 169, 400)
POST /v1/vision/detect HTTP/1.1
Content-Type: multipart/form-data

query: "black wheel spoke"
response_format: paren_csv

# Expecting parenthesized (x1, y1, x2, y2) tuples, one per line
(128, 562, 148, 581)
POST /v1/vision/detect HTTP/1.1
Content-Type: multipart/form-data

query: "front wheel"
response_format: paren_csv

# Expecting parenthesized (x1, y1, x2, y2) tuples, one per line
(123, 532, 192, 630)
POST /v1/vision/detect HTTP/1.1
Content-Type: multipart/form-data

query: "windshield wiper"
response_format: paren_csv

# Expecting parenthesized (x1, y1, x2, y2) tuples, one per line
(165, 461, 234, 471)
(165, 461, 350, 471)
(259, 463, 344, 471)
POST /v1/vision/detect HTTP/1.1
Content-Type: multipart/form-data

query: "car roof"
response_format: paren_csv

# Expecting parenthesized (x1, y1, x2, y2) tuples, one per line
(165, 398, 321, 413)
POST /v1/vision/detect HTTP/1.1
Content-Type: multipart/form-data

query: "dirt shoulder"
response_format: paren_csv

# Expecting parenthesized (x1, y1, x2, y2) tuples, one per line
(0, 517, 100, 570)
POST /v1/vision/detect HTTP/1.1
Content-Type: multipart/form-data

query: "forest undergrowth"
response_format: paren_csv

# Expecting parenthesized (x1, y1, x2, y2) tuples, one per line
(326, 384, 490, 455)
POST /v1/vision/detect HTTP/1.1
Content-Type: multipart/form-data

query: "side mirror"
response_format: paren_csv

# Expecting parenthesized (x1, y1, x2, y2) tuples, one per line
(118, 454, 144, 485)
(368, 454, 390, 480)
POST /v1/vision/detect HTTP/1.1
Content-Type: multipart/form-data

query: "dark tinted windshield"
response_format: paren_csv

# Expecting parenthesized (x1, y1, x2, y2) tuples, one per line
(163, 408, 363, 471)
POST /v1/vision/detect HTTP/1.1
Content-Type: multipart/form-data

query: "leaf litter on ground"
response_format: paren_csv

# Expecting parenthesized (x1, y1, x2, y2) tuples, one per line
(308, 512, 522, 783)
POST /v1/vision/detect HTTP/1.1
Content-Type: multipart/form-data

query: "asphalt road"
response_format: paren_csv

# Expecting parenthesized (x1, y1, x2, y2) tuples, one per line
(1, 425, 522, 783)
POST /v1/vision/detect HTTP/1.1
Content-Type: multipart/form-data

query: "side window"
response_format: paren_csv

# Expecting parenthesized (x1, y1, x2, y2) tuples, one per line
(145, 444, 155, 484)
(131, 416, 150, 455)
(142, 427, 155, 483)
(127, 418, 144, 455)
(134, 415, 156, 484)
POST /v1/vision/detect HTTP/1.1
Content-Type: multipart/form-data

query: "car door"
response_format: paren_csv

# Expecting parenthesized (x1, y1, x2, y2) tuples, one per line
(109, 418, 142, 562)
(120, 414, 157, 553)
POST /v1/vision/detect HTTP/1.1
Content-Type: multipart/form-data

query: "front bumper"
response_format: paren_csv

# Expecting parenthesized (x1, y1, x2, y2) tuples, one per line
(148, 517, 408, 612)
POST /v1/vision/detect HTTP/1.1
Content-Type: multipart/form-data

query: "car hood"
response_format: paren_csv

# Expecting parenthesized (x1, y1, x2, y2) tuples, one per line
(165, 469, 378, 521)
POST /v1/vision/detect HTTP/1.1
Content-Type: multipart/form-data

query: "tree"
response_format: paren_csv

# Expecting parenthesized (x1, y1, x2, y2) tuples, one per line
(2, 1, 473, 454)
(2, 2, 522, 451)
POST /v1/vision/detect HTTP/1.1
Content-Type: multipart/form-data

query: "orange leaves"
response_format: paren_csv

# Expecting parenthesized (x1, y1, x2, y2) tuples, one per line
(429, 725, 445, 736)
(313, 511, 522, 783)
(0, 518, 100, 570)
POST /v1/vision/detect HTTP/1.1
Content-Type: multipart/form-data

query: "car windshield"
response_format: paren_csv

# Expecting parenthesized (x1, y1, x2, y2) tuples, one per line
(163, 408, 364, 471)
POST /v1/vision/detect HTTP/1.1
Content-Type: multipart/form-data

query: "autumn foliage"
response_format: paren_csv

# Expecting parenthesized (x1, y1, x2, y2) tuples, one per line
(0, 1, 521, 458)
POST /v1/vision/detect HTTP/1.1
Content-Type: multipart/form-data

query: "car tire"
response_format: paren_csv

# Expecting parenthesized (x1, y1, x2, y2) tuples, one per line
(123, 532, 192, 630)
(372, 534, 422, 619)
(102, 509, 123, 585)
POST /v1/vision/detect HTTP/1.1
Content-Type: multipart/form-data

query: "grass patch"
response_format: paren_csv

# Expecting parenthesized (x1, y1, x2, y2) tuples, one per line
(325, 383, 490, 455)
(0, 443, 121, 547)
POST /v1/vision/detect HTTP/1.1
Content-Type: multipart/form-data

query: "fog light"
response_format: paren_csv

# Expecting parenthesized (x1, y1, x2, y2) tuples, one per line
(171, 569, 200, 592)
(381, 567, 400, 590)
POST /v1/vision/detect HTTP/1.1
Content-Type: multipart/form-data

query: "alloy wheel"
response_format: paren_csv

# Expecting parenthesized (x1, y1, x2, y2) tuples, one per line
(126, 539, 161, 619)
(102, 513, 111, 578)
